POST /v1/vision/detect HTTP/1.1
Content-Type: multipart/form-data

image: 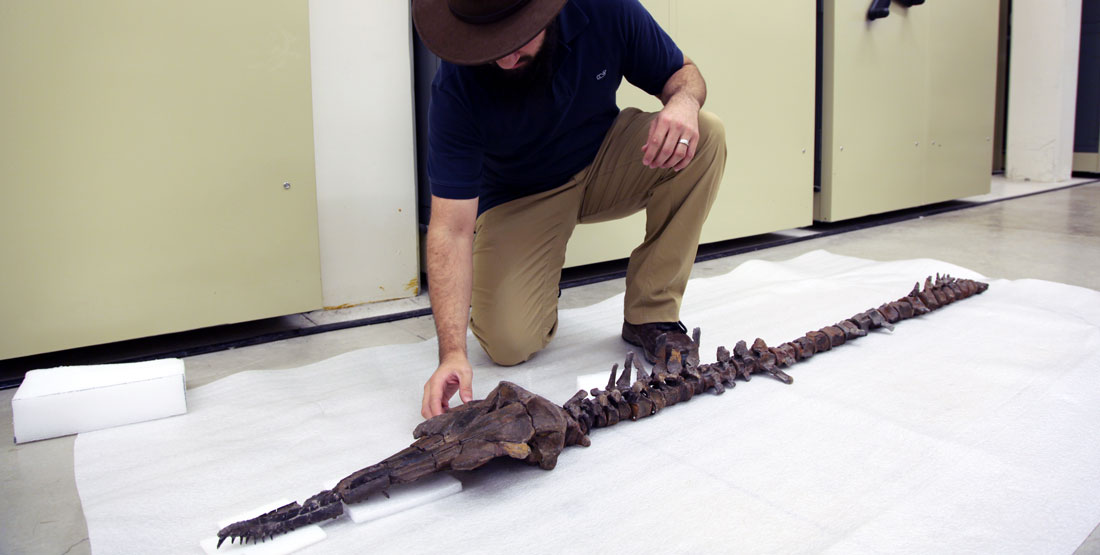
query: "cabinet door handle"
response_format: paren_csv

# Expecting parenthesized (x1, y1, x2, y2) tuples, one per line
(867, 0, 891, 20)
(867, 0, 925, 21)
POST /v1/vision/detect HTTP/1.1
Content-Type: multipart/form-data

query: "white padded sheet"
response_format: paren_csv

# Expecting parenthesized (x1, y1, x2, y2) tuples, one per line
(74, 251, 1100, 554)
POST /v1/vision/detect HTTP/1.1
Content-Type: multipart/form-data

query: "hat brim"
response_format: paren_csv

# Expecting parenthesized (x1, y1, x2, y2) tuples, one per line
(413, 0, 567, 66)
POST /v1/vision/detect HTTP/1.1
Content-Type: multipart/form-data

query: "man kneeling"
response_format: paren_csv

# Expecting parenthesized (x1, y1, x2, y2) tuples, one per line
(413, 0, 727, 418)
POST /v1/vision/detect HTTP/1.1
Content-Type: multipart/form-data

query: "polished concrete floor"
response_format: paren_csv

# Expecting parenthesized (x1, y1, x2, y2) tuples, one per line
(2, 178, 1099, 554)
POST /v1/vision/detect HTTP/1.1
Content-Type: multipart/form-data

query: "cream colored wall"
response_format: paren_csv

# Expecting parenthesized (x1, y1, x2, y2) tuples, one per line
(0, 1, 1075, 359)
(309, 1, 420, 307)
(564, 0, 816, 267)
(0, 2, 322, 359)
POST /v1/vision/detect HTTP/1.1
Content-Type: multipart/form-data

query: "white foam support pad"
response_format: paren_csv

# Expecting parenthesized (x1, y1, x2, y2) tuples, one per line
(199, 499, 325, 555)
(322, 474, 463, 524)
(13, 359, 186, 443)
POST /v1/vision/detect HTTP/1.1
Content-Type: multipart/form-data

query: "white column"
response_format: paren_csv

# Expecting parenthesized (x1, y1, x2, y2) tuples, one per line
(309, 1, 421, 306)
(1005, 0, 1083, 182)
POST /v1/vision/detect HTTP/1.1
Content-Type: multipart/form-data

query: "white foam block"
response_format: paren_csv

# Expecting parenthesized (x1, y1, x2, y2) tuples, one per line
(12, 359, 187, 443)
(322, 474, 462, 524)
(199, 499, 325, 555)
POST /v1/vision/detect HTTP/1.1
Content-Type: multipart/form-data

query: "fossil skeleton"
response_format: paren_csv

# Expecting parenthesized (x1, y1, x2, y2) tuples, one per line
(217, 274, 988, 547)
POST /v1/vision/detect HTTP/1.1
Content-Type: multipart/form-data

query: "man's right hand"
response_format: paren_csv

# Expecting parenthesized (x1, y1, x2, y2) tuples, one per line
(422, 195, 478, 419)
(421, 355, 474, 419)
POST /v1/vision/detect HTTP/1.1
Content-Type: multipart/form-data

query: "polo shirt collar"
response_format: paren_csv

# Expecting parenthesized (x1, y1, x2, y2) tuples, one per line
(557, 0, 589, 45)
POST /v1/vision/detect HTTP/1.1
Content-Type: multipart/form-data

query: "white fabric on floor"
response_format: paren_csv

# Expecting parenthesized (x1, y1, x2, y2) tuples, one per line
(74, 251, 1100, 554)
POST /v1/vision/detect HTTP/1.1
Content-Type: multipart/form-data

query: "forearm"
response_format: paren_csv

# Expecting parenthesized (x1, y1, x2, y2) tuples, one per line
(659, 57, 706, 110)
(426, 217, 474, 362)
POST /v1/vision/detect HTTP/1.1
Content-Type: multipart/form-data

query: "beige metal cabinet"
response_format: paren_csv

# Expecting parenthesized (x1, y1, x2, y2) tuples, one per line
(565, 0, 816, 267)
(0, 1, 322, 359)
(816, 0, 999, 222)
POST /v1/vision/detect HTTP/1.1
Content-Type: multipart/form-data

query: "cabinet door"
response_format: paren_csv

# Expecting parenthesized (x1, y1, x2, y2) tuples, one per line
(0, 1, 322, 359)
(679, 1, 816, 243)
(565, 0, 816, 267)
(925, 0, 999, 203)
(817, 0, 930, 222)
(817, 0, 997, 222)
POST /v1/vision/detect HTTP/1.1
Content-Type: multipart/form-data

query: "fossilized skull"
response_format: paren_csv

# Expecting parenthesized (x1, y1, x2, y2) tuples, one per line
(411, 381, 589, 471)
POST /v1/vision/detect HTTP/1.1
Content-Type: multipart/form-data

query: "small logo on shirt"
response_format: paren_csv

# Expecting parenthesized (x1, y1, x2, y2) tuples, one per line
(595, 69, 607, 80)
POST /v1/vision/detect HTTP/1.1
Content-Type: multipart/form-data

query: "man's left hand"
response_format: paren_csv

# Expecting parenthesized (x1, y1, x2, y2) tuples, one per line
(641, 94, 701, 172)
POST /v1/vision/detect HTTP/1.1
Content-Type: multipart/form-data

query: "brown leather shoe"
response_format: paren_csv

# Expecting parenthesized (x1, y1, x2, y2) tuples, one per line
(622, 321, 693, 364)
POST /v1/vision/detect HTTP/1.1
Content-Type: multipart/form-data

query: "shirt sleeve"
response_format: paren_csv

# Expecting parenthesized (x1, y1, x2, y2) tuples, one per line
(617, 0, 684, 97)
(427, 69, 483, 200)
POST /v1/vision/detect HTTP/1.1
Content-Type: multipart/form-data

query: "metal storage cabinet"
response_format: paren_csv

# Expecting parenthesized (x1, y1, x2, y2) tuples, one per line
(565, 0, 816, 267)
(0, 1, 322, 359)
(816, 0, 999, 222)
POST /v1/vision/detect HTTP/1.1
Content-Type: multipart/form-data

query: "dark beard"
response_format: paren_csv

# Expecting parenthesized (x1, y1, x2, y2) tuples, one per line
(471, 18, 559, 102)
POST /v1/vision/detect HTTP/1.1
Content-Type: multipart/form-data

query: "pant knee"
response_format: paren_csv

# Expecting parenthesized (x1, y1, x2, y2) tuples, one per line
(697, 110, 726, 155)
(471, 312, 556, 366)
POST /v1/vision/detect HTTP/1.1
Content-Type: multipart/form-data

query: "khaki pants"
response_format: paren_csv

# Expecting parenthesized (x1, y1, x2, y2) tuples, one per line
(470, 108, 726, 365)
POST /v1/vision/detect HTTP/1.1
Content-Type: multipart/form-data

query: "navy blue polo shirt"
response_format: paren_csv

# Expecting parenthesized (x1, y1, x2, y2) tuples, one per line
(427, 0, 684, 214)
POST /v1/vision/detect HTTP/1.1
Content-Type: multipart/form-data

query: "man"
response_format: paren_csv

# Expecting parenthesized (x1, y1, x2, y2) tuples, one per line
(412, 0, 726, 418)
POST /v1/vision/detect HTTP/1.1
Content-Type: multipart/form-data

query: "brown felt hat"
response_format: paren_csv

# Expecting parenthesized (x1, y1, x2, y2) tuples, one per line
(412, 0, 568, 65)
